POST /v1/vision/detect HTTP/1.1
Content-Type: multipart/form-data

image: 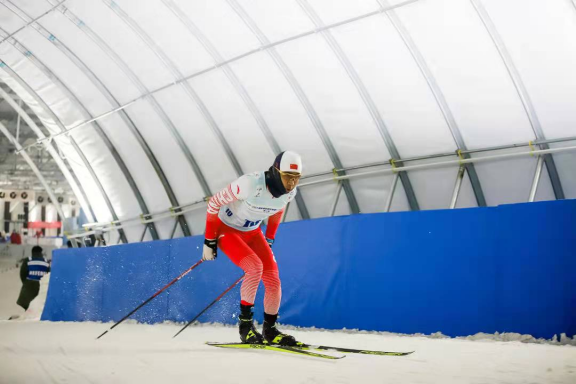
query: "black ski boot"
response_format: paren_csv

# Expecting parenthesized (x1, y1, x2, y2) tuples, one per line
(262, 313, 299, 346)
(239, 304, 264, 344)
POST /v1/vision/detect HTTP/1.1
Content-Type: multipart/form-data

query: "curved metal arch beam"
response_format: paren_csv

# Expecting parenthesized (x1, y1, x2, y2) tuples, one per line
(0, 84, 96, 222)
(379, 0, 487, 207)
(45, 1, 199, 236)
(101, 0, 241, 186)
(0, 121, 67, 220)
(0, 61, 129, 243)
(160, 0, 310, 220)
(0, 0, 63, 46)
(15, 0, 423, 155)
(226, 0, 360, 214)
(0, 25, 160, 240)
(470, 0, 565, 200)
(297, 0, 419, 212)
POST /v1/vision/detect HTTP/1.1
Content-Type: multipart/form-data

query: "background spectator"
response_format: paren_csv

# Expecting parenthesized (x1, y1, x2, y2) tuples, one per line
(10, 230, 22, 245)
(16, 246, 50, 311)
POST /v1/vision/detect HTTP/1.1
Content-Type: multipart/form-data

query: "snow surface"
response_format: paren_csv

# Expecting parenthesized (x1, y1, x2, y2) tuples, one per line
(1, 268, 575, 384)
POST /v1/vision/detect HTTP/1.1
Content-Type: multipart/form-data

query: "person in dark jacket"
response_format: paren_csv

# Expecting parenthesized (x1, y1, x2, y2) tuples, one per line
(16, 246, 50, 311)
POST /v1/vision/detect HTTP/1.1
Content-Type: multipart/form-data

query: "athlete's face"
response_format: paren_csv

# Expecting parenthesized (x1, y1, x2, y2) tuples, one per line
(277, 169, 301, 192)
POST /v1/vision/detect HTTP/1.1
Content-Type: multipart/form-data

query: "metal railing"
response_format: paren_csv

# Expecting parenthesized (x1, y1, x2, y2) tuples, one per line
(68, 135, 576, 240)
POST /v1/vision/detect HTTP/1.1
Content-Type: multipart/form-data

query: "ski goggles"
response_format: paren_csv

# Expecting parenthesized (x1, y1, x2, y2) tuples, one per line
(275, 168, 301, 182)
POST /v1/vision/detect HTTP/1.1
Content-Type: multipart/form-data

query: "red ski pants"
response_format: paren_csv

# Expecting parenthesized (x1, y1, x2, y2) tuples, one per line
(217, 224, 281, 315)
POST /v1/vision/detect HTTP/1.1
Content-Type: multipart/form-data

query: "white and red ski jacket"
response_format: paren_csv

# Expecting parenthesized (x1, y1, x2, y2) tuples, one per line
(205, 171, 296, 240)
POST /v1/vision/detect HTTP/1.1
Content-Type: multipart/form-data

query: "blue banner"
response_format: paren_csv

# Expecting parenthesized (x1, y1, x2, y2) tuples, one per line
(42, 200, 576, 338)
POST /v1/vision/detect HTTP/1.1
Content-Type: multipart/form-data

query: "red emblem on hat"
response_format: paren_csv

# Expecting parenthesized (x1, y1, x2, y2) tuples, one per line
(290, 164, 298, 170)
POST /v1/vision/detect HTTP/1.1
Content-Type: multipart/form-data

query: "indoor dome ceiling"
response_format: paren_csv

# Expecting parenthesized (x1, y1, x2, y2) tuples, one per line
(0, 0, 575, 243)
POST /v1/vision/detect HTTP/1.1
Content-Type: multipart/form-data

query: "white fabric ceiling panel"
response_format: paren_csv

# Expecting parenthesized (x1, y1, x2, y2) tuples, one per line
(455, 171, 480, 209)
(347, 173, 396, 214)
(2, 31, 90, 128)
(40, 10, 141, 104)
(9, 0, 52, 18)
(111, 0, 215, 77)
(297, 183, 341, 218)
(304, 0, 379, 26)
(229, 51, 333, 175)
(234, 0, 315, 43)
(406, 164, 462, 210)
(55, 144, 111, 223)
(115, 223, 142, 244)
(65, 0, 174, 91)
(123, 99, 205, 205)
(0, 4, 25, 33)
(13, 29, 114, 117)
(277, 34, 391, 167)
(188, 72, 275, 174)
(480, 0, 576, 140)
(0, 42, 51, 139)
(171, 0, 261, 61)
(394, 0, 534, 148)
(69, 124, 142, 225)
(152, 86, 237, 193)
(96, 113, 172, 213)
(385, 0, 415, 5)
(471, 149, 539, 206)
(330, 13, 456, 158)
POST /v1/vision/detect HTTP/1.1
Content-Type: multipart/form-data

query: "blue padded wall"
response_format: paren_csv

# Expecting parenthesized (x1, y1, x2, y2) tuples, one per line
(42, 200, 576, 338)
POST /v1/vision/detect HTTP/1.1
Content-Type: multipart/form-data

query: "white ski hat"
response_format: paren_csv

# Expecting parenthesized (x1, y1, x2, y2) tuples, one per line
(274, 151, 302, 174)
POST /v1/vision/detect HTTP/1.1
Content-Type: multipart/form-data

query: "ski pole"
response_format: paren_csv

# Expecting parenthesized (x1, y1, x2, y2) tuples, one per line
(97, 259, 204, 339)
(173, 273, 244, 338)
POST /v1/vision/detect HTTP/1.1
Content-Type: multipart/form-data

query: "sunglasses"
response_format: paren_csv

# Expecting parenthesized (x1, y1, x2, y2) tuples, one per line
(275, 167, 301, 181)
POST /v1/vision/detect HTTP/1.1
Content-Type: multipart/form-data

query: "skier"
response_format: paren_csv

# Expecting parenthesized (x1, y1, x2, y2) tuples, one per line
(202, 151, 302, 346)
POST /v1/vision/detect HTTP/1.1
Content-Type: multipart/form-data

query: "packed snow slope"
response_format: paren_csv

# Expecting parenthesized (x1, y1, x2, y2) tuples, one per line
(1, 268, 575, 383)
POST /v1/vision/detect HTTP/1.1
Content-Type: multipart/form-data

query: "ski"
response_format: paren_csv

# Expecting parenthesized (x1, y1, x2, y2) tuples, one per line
(296, 343, 414, 356)
(206, 342, 344, 360)
(207, 342, 413, 356)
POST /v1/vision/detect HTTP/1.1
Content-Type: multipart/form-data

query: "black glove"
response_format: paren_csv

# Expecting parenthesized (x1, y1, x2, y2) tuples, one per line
(266, 238, 274, 248)
(202, 238, 217, 261)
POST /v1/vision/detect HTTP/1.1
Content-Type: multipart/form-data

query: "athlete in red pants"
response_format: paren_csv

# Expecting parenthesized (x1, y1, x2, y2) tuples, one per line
(202, 151, 302, 346)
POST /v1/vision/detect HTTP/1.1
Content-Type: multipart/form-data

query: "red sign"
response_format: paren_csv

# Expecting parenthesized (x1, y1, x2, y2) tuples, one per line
(28, 221, 62, 229)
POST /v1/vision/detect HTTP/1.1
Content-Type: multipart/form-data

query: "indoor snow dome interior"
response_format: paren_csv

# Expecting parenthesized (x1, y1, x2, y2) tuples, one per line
(0, 0, 575, 244)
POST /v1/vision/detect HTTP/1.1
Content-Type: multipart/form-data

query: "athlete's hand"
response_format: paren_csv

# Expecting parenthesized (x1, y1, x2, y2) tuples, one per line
(202, 239, 218, 261)
(266, 238, 274, 248)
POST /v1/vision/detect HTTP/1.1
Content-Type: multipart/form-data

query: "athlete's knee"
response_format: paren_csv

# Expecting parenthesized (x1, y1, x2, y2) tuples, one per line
(261, 269, 281, 291)
(239, 254, 263, 278)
